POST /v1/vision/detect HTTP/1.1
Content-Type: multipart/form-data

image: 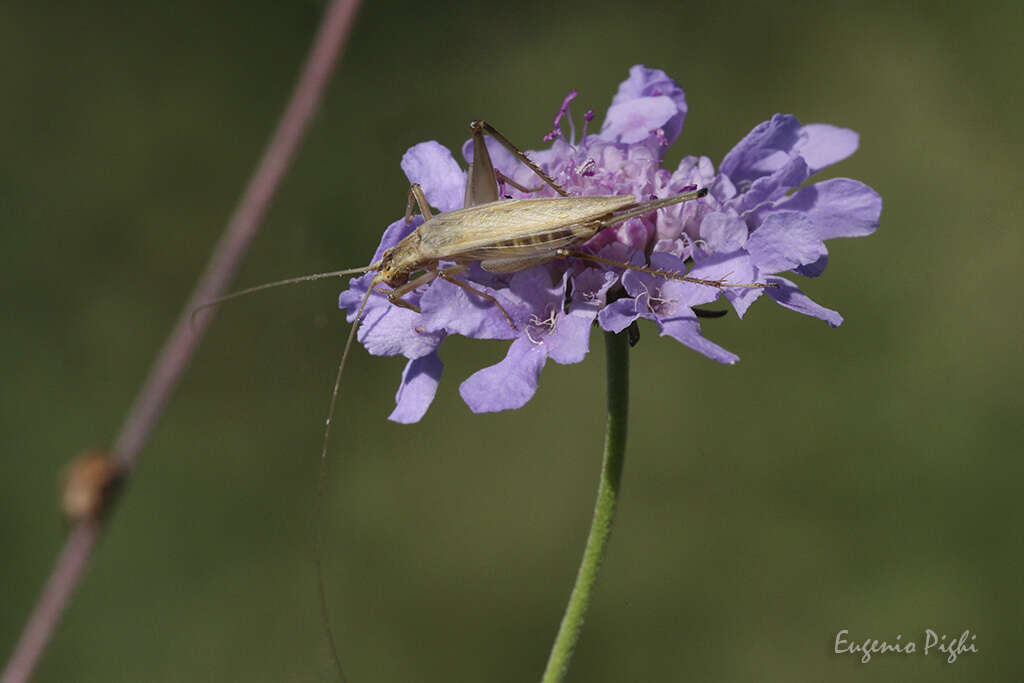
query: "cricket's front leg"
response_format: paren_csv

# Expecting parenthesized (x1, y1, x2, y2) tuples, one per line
(384, 268, 440, 313)
(383, 264, 517, 329)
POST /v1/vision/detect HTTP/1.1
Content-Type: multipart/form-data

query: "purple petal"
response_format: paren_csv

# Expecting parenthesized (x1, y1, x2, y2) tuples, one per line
(603, 65, 688, 145)
(710, 171, 738, 203)
(459, 337, 548, 413)
(508, 137, 574, 192)
(388, 352, 443, 424)
(720, 114, 803, 185)
(354, 300, 444, 359)
(510, 270, 591, 364)
(765, 276, 843, 327)
(745, 211, 826, 273)
(649, 252, 721, 309)
(688, 249, 762, 318)
(609, 65, 686, 107)
(725, 286, 762, 319)
(772, 178, 882, 240)
(337, 272, 374, 313)
(420, 277, 518, 341)
(794, 252, 829, 277)
(672, 154, 717, 189)
(734, 156, 809, 213)
(599, 96, 681, 145)
(698, 211, 748, 253)
(339, 268, 389, 321)
(508, 268, 563, 310)
(652, 237, 691, 259)
(571, 267, 618, 311)
(657, 316, 739, 364)
(401, 141, 467, 213)
(610, 253, 718, 323)
(796, 124, 859, 173)
(598, 297, 641, 333)
(722, 116, 862, 190)
(544, 309, 594, 365)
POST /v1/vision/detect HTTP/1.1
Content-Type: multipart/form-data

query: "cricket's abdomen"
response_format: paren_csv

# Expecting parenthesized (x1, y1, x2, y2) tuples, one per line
(416, 196, 637, 260)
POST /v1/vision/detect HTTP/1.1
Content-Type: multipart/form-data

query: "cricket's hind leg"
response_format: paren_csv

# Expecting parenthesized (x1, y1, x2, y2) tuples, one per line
(405, 183, 434, 224)
(466, 120, 571, 206)
(438, 265, 517, 329)
(494, 169, 543, 196)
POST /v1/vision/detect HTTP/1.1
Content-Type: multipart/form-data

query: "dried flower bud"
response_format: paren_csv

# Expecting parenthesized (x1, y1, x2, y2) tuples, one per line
(61, 451, 119, 523)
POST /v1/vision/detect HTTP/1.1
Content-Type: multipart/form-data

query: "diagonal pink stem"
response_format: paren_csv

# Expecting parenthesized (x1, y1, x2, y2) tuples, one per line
(2, 1, 362, 681)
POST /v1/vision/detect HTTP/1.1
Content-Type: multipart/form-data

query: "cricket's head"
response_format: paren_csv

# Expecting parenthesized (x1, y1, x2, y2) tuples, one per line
(374, 233, 424, 287)
(372, 247, 406, 287)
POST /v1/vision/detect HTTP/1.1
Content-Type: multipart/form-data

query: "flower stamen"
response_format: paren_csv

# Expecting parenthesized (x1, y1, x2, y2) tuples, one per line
(577, 158, 597, 177)
(581, 109, 594, 139)
(632, 282, 675, 314)
(526, 309, 558, 345)
(543, 89, 579, 143)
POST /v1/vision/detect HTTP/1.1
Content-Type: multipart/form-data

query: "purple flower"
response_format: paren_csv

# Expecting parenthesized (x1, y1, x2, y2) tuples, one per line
(340, 65, 881, 421)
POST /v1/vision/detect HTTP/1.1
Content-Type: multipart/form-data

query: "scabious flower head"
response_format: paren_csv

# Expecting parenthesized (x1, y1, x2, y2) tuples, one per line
(339, 64, 882, 423)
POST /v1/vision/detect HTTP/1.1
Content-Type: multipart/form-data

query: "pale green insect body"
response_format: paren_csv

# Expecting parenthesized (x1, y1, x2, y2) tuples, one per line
(394, 195, 634, 275)
(376, 191, 707, 288)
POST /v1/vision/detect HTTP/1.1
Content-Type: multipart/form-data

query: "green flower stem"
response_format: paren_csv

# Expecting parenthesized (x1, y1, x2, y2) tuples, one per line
(540, 329, 630, 683)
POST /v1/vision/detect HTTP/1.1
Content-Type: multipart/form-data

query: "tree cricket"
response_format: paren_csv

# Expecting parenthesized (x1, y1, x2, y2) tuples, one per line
(201, 120, 768, 337)
(197, 119, 773, 680)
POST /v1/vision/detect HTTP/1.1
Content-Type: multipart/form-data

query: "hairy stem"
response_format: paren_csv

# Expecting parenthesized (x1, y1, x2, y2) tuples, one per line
(1, 2, 361, 681)
(540, 330, 629, 683)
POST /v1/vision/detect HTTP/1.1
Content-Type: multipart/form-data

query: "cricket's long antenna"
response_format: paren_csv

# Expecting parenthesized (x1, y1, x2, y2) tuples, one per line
(314, 281, 377, 683)
(189, 265, 376, 330)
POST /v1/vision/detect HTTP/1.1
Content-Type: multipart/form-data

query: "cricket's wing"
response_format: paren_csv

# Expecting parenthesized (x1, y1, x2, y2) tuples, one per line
(416, 196, 637, 262)
(478, 253, 558, 274)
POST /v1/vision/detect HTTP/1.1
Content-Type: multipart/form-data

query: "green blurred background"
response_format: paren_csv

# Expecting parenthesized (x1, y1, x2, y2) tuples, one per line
(2, 0, 1021, 681)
